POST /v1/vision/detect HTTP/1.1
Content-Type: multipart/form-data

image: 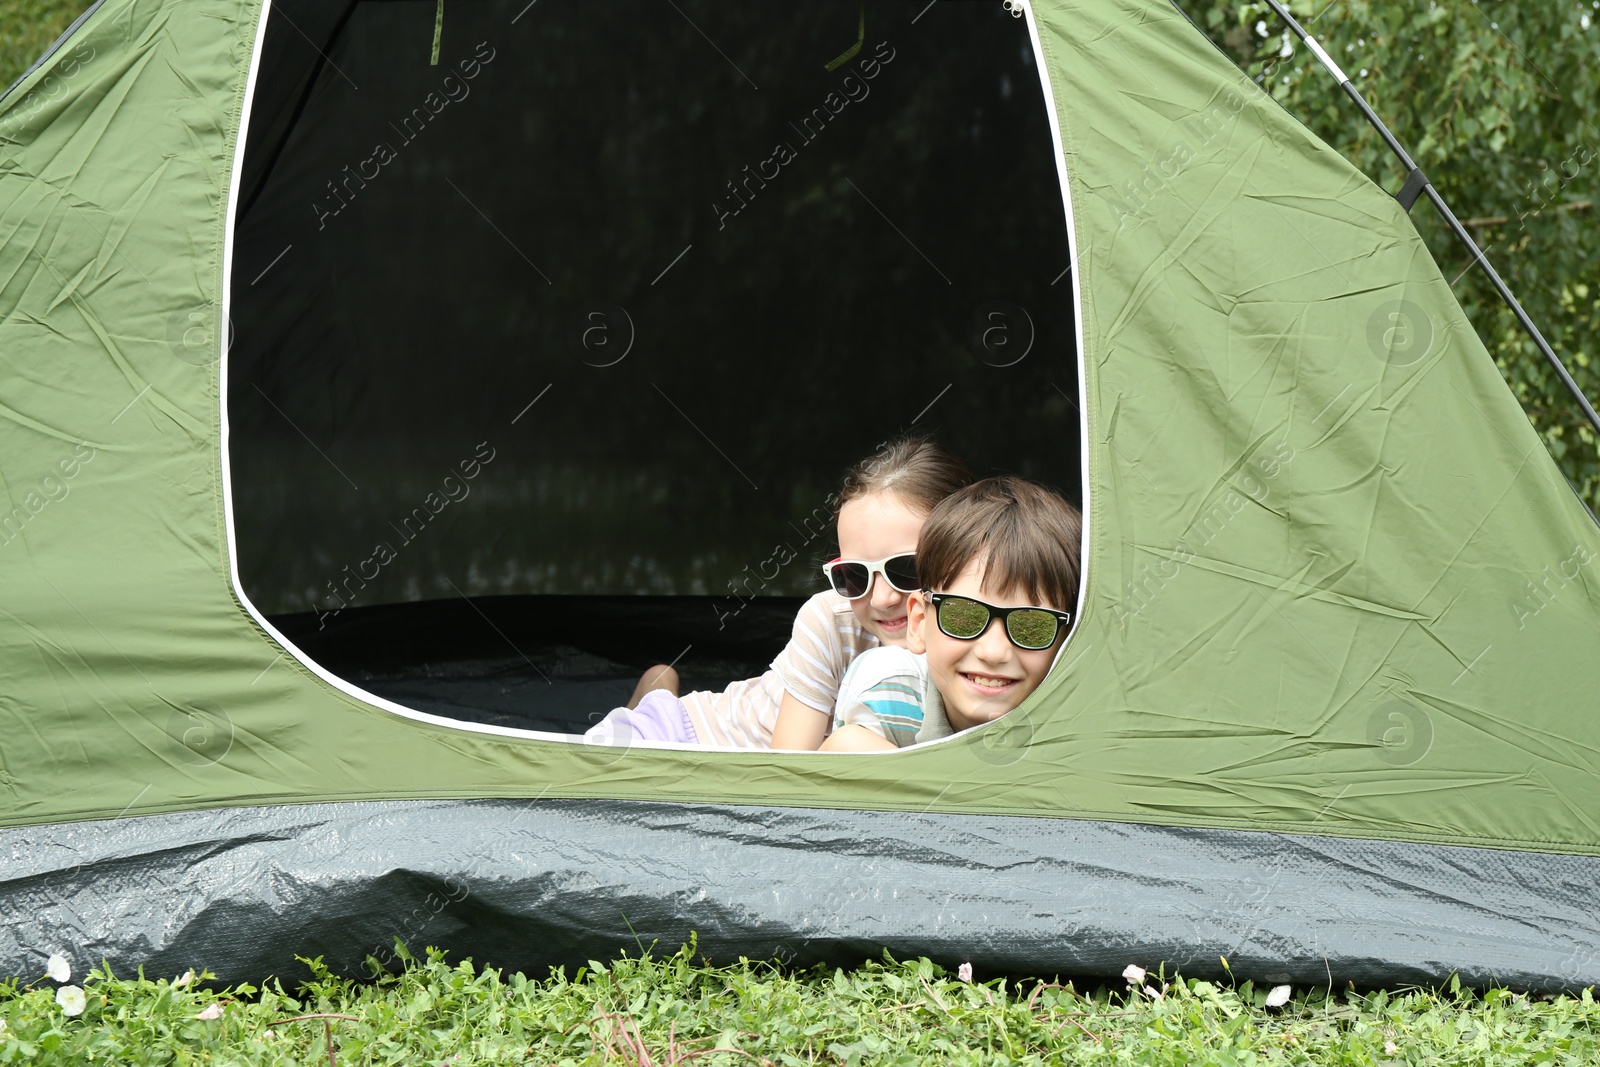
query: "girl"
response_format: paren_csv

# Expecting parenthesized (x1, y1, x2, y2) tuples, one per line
(587, 437, 972, 750)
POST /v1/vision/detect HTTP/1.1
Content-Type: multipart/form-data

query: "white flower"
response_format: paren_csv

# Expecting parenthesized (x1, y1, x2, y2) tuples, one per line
(46, 954, 71, 982)
(1143, 984, 1165, 1001)
(196, 1002, 224, 1021)
(957, 962, 973, 982)
(56, 985, 86, 1016)
(1122, 963, 1146, 985)
(1384, 1040, 1398, 1055)
(173, 970, 194, 989)
(1265, 984, 1292, 1008)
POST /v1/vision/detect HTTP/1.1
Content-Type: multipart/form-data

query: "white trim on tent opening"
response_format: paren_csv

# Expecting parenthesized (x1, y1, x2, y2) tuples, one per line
(219, 1, 581, 747)
(217, 0, 1090, 752)
(1025, 0, 1092, 669)
(892, 0, 1091, 759)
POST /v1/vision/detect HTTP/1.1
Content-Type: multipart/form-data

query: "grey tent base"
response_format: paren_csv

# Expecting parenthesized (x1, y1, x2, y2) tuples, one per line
(4, 798, 1596, 990)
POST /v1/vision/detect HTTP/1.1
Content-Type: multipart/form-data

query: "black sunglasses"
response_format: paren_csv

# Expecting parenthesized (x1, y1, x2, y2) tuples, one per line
(926, 592, 1072, 651)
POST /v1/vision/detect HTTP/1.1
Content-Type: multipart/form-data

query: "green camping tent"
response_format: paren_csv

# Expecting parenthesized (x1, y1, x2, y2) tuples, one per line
(2, 0, 1597, 988)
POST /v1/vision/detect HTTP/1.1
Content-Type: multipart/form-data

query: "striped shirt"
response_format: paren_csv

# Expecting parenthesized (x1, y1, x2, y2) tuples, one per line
(681, 591, 876, 748)
(832, 646, 953, 748)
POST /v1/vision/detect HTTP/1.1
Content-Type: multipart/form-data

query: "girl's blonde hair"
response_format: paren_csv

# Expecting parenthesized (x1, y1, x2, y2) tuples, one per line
(834, 437, 973, 518)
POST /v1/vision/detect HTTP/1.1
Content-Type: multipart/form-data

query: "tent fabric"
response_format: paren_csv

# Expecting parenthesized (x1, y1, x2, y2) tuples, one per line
(1, 0, 1597, 985)
(5, 798, 1599, 990)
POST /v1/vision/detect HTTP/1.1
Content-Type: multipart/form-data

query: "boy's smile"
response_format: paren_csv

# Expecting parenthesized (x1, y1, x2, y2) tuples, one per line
(907, 555, 1066, 732)
(960, 670, 1022, 693)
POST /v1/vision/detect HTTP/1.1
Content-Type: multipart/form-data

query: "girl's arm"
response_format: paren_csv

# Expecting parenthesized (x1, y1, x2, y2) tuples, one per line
(769, 692, 831, 750)
(819, 724, 896, 753)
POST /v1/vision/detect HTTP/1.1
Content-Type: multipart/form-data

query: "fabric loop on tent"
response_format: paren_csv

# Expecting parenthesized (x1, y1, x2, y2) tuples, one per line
(1396, 167, 1430, 213)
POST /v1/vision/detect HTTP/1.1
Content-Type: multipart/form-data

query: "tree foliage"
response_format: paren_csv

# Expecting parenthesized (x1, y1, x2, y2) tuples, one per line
(0, 1, 78, 96)
(1189, 0, 1600, 510)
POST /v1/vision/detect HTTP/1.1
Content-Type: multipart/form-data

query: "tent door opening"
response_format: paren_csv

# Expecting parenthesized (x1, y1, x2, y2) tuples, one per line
(225, 0, 1084, 736)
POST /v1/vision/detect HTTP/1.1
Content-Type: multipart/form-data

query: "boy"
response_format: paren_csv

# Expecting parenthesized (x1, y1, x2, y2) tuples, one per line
(819, 476, 1081, 751)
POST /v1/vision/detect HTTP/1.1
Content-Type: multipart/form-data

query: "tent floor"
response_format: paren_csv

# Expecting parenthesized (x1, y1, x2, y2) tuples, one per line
(269, 595, 804, 734)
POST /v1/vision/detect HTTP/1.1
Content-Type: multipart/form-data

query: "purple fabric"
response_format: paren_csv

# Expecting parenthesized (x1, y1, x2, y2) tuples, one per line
(583, 690, 699, 745)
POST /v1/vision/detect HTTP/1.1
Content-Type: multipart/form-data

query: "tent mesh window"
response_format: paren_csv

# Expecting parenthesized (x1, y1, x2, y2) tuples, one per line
(229, 0, 1079, 734)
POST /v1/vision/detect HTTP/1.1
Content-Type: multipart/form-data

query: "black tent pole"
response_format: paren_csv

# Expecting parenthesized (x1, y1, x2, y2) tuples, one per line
(1259, 0, 1600, 439)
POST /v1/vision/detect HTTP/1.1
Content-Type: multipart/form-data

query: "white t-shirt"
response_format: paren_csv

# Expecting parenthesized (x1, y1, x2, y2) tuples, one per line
(680, 591, 877, 748)
(831, 646, 953, 748)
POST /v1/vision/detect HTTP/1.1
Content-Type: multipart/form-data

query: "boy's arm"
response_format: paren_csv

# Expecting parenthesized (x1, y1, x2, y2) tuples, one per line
(770, 692, 830, 750)
(820, 724, 897, 752)
(830, 647, 926, 749)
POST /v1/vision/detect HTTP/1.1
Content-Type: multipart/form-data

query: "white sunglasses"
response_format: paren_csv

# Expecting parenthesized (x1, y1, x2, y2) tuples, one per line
(821, 553, 919, 600)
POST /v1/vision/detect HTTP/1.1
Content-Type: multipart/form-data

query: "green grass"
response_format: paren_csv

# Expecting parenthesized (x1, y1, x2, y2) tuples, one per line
(0, 0, 83, 93)
(1, 941, 1597, 1065)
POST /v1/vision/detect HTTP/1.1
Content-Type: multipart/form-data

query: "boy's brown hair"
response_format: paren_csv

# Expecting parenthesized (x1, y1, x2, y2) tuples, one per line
(834, 436, 973, 518)
(915, 476, 1082, 610)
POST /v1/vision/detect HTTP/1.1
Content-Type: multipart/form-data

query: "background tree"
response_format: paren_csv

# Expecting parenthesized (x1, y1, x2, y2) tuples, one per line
(0, 1, 77, 93)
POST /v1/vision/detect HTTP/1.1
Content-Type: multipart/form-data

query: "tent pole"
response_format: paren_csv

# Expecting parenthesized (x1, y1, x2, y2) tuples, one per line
(1259, 0, 1600, 440)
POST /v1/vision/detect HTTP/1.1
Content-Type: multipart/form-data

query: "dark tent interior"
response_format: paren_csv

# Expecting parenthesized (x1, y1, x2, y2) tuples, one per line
(229, 0, 1079, 733)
